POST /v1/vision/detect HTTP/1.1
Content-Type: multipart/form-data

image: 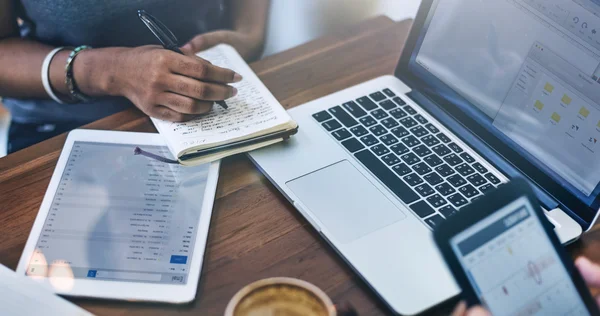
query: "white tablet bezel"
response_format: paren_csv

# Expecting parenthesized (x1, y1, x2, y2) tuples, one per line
(16, 129, 220, 304)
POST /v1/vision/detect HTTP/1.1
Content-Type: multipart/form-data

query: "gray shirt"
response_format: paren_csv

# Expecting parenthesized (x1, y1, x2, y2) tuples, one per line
(5, 0, 225, 124)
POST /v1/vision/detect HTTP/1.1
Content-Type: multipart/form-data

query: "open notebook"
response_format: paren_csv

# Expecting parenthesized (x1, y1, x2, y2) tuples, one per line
(151, 44, 298, 166)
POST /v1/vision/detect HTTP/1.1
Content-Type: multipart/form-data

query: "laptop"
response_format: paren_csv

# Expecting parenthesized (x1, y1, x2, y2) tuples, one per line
(249, 0, 600, 314)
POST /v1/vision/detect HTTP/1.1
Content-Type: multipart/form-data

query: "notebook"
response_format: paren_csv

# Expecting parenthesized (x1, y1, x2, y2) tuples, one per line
(0, 264, 93, 316)
(151, 44, 298, 166)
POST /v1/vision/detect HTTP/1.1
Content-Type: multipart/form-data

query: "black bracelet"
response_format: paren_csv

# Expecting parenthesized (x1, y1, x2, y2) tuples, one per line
(65, 45, 93, 103)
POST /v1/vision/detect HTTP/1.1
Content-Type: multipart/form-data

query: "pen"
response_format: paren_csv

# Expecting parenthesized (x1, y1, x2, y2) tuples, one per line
(137, 9, 228, 110)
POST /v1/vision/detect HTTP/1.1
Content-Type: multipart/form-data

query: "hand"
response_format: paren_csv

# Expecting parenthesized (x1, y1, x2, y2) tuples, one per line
(107, 45, 242, 122)
(181, 30, 265, 61)
(576, 256, 600, 306)
(451, 301, 490, 316)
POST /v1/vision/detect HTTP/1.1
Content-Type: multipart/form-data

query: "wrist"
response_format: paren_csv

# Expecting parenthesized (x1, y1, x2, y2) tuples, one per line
(72, 47, 127, 97)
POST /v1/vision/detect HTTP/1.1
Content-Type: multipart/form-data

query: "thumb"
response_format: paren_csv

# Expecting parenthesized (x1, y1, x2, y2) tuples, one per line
(181, 31, 227, 54)
(576, 257, 600, 288)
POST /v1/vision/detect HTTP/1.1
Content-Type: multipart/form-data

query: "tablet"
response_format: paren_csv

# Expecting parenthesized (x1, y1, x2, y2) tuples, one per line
(16, 130, 220, 304)
(434, 179, 599, 316)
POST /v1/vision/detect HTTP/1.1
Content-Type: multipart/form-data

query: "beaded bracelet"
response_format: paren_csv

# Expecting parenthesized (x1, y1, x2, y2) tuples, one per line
(65, 45, 93, 103)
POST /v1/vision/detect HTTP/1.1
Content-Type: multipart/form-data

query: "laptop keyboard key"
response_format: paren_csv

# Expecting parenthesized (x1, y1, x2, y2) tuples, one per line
(435, 164, 455, 177)
(421, 135, 440, 147)
(456, 163, 475, 177)
(403, 173, 424, 186)
(322, 119, 342, 131)
(424, 172, 444, 185)
(448, 142, 463, 153)
(382, 153, 401, 166)
(359, 115, 377, 127)
(370, 91, 386, 102)
(371, 109, 389, 120)
(356, 96, 378, 111)
(380, 134, 399, 146)
(371, 144, 390, 156)
(485, 173, 501, 185)
(479, 183, 495, 194)
(332, 128, 351, 141)
(401, 135, 421, 147)
(472, 162, 488, 174)
(448, 193, 469, 208)
(460, 153, 475, 164)
(391, 126, 410, 138)
(414, 114, 428, 124)
(390, 108, 408, 119)
(380, 100, 396, 110)
(360, 135, 379, 146)
(392, 163, 412, 176)
(435, 183, 456, 196)
(350, 125, 369, 137)
(415, 183, 435, 197)
(437, 133, 451, 143)
(413, 145, 432, 157)
(424, 155, 443, 167)
(401, 153, 421, 165)
(410, 126, 429, 137)
(329, 106, 358, 127)
(400, 117, 418, 128)
(313, 110, 332, 122)
(432, 144, 451, 156)
(427, 194, 447, 208)
(383, 88, 396, 97)
(426, 215, 444, 230)
(410, 201, 435, 218)
(459, 184, 479, 198)
(354, 150, 419, 204)
(404, 105, 417, 115)
(381, 118, 399, 129)
(439, 205, 457, 218)
(412, 162, 432, 175)
(369, 124, 387, 136)
(467, 174, 487, 187)
(342, 101, 367, 118)
(425, 123, 439, 134)
(390, 143, 409, 155)
(392, 96, 406, 106)
(443, 153, 463, 166)
(447, 174, 467, 187)
(341, 138, 365, 153)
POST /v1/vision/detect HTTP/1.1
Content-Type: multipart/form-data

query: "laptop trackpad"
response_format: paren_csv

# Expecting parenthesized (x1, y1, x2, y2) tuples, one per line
(286, 160, 406, 244)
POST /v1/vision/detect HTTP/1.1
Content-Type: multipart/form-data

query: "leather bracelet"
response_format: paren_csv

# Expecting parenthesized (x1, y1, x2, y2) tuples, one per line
(65, 45, 93, 103)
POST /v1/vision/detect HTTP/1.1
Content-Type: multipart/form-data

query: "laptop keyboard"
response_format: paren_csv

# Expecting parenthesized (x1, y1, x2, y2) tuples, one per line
(312, 88, 504, 230)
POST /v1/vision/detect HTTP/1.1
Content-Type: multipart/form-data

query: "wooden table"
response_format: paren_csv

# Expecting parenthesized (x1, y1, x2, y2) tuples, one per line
(1, 16, 599, 316)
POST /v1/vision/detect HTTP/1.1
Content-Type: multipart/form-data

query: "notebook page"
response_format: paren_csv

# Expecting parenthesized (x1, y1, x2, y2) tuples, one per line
(151, 44, 291, 156)
(0, 264, 93, 316)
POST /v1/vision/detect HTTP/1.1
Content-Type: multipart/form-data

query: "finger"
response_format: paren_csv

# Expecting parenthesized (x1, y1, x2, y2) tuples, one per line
(451, 301, 467, 316)
(466, 306, 490, 316)
(156, 92, 213, 115)
(182, 31, 227, 53)
(171, 55, 242, 84)
(576, 257, 600, 287)
(150, 105, 198, 122)
(166, 75, 238, 101)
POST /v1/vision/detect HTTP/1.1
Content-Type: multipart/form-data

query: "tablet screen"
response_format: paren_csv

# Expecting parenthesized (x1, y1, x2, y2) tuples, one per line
(450, 197, 587, 315)
(26, 141, 210, 285)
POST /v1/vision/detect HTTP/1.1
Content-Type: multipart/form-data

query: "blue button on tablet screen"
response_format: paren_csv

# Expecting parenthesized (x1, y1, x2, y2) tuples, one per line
(170, 255, 188, 264)
(87, 270, 97, 278)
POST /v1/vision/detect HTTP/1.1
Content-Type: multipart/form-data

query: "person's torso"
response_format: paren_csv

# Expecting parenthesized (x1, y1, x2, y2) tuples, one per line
(6, 0, 226, 124)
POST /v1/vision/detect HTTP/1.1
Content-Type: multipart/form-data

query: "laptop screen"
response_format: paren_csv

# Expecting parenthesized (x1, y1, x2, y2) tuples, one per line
(404, 0, 600, 223)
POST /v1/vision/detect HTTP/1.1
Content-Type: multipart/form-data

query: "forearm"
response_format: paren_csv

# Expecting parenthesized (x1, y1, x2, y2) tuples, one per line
(229, 0, 270, 49)
(0, 37, 124, 99)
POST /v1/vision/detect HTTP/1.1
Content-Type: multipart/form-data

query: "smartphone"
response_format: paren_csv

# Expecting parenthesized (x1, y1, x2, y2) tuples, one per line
(434, 178, 600, 316)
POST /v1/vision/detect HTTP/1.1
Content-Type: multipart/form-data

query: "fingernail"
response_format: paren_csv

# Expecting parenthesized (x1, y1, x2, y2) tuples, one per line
(233, 73, 243, 82)
(231, 87, 238, 97)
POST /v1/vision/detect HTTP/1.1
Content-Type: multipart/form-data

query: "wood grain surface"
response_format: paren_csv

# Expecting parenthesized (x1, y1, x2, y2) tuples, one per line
(1, 16, 598, 316)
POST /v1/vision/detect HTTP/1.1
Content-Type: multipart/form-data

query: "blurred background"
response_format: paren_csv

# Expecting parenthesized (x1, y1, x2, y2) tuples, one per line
(0, 0, 420, 157)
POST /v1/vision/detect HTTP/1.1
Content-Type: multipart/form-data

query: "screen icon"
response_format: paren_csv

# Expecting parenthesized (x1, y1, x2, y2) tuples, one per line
(534, 100, 544, 111)
(561, 94, 572, 105)
(579, 107, 590, 118)
(544, 83, 554, 93)
(551, 112, 561, 123)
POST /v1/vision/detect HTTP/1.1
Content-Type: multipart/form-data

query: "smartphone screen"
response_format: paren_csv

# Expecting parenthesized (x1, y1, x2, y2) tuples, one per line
(449, 196, 587, 315)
